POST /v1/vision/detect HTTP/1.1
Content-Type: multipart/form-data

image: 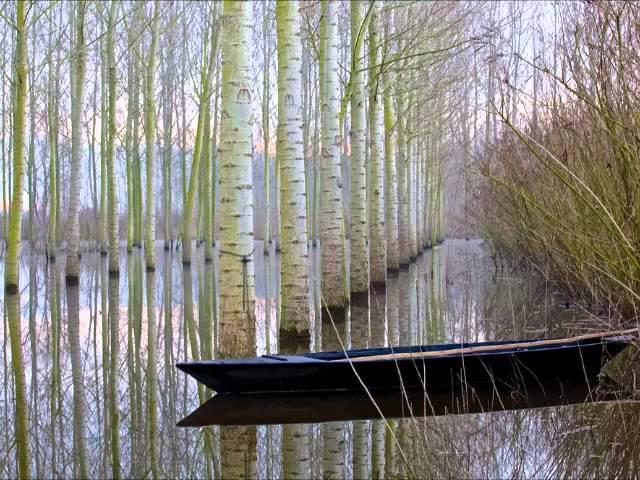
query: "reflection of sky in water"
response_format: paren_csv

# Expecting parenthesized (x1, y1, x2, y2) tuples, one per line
(1, 240, 639, 478)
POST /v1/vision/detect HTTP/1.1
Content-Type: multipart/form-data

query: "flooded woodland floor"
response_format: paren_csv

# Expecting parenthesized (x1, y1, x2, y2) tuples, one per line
(1, 239, 640, 478)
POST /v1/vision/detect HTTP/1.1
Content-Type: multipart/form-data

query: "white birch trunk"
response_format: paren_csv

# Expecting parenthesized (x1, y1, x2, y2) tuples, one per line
(219, 0, 256, 357)
(384, 74, 398, 272)
(277, 0, 311, 337)
(66, 2, 87, 281)
(144, 0, 160, 270)
(407, 114, 417, 259)
(368, 2, 386, 285)
(106, 1, 119, 274)
(320, 0, 348, 310)
(396, 77, 409, 265)
(349, 0, 369, 293)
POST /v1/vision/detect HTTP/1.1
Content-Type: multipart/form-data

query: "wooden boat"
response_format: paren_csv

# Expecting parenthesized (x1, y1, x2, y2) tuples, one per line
(176, 329, 635, 395)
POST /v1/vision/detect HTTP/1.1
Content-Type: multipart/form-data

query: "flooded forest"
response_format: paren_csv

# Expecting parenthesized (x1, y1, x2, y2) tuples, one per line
(2, 1, 640, 479)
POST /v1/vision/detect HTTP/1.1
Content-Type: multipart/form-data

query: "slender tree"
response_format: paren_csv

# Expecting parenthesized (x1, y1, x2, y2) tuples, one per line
(99, 30, 108, 255)
(107, 0, 119, 273)
(133, 4, 144, 248)
(182, 11, 218, 265)
(66, 1, 88, 282)
(384, 68, 399, 272)
(47, 16, 59, 261)
(349, 0, 369, 294)
(262, 0, 271, 253)
(396, 62, 409, 265)
(144, 0, 160, 270)
(161, 4, 175, 251)
(368, 1, 386, 285)
(5, 1, 28, 291)
(125, 20, 135, 252)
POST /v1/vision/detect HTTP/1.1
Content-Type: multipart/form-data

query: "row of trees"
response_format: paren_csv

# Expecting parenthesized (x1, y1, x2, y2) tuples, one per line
(0, 0, 466, 290)
(1, 1, 476, 477)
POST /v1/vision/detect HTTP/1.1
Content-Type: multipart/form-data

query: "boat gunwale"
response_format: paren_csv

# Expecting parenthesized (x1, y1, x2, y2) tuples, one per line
(176, 334, 632, 370)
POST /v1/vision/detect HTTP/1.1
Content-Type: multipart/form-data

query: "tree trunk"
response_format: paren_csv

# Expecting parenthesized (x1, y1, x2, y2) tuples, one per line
(99, 36, 108, 255)
(395, 65, 409, 266)
(349, 0, 369, 294)
(106, 1, 119, 273)
(47, 23, 59, 260)
(407, 99, 417, 259)
(144, 0, 160, 270)
(125, 33, 135, 252)
(133, 5, 144, 248)
(276, 0, 311, 337)
(384, 69, 399, 273)
(162, 6, 175, 251)
(368, 2, 386, 285)
(262, 0, 271, 252)
(66, 1, 87, 282)
(5, 0, 28, 291)
(2, 16, 30, 471)
(320, 0, 348, 312)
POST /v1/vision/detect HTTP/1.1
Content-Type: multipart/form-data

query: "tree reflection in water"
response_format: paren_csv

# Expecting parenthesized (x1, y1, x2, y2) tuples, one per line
(0, 240, 639, 478)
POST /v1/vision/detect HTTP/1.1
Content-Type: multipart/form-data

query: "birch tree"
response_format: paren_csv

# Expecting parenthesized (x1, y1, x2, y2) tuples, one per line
(396, 54, 410, 266)
(125, 23, 135, 252)
(349, 0, 369, 294)
(99, 33, 108, 255)
(106, 0, 119, 274)
(161, 3, 175, 251)
(47, 16, 59, 261)
(277, 0, 311, 338)
(384, 67, 399, 272)
(144, 0, 160, 270)
(5, 1, 27, 292)
(262, 0, 271, 253)
(66, 1, 88, 282)
(320, 0, 348, 314)
(368, 1, 386, 285)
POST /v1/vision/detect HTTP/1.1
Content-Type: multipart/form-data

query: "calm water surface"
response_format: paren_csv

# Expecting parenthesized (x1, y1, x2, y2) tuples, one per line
(1, 239, 639, 478)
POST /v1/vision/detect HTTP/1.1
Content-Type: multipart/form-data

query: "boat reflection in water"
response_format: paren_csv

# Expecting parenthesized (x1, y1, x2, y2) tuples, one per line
(178, 380, 625, 427)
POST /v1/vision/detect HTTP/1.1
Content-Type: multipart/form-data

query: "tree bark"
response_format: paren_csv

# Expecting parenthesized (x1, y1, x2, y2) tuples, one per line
(106, 1, 119, 273)
(66, 1, 87, 282)
(349, 0, 369, 293)
(144, 0, 160, 270)
(277, 0, 311, 337)
(320, 0, 348, 311)
(368, 2, 386, 284)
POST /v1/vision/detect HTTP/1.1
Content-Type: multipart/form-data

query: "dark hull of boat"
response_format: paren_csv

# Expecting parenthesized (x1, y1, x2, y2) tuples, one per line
(176, 335, 631, 395)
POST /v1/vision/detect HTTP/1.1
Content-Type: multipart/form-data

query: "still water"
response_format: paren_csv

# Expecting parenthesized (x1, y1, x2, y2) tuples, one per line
(1, 240, 639, 478)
